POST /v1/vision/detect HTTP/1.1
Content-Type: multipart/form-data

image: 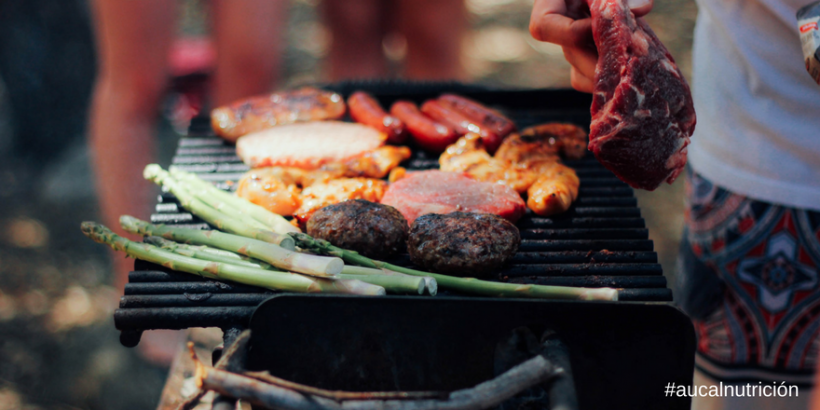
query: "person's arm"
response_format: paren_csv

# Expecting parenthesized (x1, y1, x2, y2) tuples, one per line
(528, 0, 654, 92)
(89, 0, 177, 291)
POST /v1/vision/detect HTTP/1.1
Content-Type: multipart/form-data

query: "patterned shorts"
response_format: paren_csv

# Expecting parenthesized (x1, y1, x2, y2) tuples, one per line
(678, 167, 820, 384)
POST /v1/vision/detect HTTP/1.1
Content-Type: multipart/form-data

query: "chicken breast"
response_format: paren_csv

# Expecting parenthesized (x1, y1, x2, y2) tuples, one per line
(236, 121, 387, 169)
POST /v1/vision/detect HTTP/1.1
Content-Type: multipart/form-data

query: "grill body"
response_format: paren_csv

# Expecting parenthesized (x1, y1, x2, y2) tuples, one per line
(117, 83, 676, 338)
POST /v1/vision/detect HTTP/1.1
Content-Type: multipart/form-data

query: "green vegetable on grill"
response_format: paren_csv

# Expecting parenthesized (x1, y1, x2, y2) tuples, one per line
(291, 233, 619, 301)
(81, 222, 384, 295)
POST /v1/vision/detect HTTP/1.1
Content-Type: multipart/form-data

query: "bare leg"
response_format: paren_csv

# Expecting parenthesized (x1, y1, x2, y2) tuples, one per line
(322, 0, 388, 81)
(396, 0, 465, 80)
(211, 0, 287, 106)
(89, 0, 177, 291)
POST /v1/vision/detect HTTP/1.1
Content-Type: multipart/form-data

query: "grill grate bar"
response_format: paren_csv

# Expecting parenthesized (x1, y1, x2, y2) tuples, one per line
(577, 187, 633, 197)
(120, 294, 272, 308)
(511, 250, 656, 264)
(170, 163, 251, 173)
(171, 154, 242, 164)
(517, 217, 645, 229)
(519, 239, 654, 252)
(114, 307, 253, 330)
(506, 275, 667, 288)
(573, 197, 636, 207)
(520, 228, 648, 240)
(500, 263, 662, 277)
(176, 146, 241, 156)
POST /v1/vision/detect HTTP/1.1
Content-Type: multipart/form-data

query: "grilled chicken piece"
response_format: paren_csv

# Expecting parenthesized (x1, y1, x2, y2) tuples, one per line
(235, 168, 304, 215)
(294, 178, 388, 225)
(236, 146, 409, 218)
(518, 123, 588, 160)
(211, 87, 346, 142)
(439, 128, 581, 216)
(237, 121, 386, 169)
(439, 134, 538, 193)
(318, 146, 412, 179)
(495, 132, 560, 165)
(527, 162, 580, 216)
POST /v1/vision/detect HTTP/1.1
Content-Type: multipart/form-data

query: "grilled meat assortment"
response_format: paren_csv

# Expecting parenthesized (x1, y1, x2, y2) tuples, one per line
(211, 87, 346, 142)
(440, 130, 581, 216)
(236, 146, 410, 223)
(307, 199, 408, 258)
(588, 0, 696, 190)
(408, 212, 520, 277)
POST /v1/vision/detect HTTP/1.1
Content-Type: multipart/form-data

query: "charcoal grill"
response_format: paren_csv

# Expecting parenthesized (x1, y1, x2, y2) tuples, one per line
(113, 82, 694, 408)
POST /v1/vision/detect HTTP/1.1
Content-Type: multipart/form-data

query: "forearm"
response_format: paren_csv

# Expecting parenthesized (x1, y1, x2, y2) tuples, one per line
(89, 78, 159, 290)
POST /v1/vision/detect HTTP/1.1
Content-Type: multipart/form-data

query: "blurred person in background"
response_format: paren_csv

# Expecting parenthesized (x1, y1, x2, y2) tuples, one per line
(90, 0, 467, 365)
(89, 0, 287, 292)
(529, 0, 820, 408)
(322, 0, 465, 81)
(91, 0, 467, 292)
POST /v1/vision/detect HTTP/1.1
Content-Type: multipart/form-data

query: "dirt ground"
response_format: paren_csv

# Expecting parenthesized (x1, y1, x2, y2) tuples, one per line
(0, 0, 696, 408)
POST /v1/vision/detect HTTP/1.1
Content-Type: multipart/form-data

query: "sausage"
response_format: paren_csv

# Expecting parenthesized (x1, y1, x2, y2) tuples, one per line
(390, 100, 459, 153)
(438, 94, 516, 138)
(211, 87, 346, 142)
(347, 91, 407, 144)
(420, 100, 503, 154)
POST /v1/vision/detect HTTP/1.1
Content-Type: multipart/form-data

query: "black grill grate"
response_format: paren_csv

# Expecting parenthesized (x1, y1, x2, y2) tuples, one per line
(114, 85, 673, 346)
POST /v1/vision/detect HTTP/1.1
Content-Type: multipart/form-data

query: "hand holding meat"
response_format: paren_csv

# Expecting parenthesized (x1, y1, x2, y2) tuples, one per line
(529, 0, 654, 92)
(529, 0, 695, 190)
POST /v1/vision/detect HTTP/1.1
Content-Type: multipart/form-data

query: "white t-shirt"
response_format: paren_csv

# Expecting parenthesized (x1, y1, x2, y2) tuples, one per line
(689, 0, 820, 211)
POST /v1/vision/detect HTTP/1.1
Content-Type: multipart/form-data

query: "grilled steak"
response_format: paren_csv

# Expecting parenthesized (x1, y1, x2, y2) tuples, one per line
(380, 170, 527, 224)
(408, 212, 520, 277)
(307, 199, 408, 258)
(236, 121, 386, 169)
(588, 0, 696, 190)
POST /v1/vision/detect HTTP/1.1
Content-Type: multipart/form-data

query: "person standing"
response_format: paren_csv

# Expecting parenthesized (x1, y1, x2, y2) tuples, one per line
(529, 0, 820, 407)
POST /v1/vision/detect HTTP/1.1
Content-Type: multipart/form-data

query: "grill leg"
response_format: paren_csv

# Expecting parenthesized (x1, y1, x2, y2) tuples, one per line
(212, 325, 247, 410)
(541, 330, 579, 410)
(120, 330, 143, 347)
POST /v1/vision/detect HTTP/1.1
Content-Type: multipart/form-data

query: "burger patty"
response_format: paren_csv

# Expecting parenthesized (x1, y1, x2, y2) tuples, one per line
(307, 199, 408, 259)
(408, 212, 520, 277)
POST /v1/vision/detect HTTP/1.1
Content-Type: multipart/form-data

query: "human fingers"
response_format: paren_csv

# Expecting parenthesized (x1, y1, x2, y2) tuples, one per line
(529, 0, 593, 49)
(562, 43, 598, 80)
(570, 67, 595, 93)
(628, 0, 654, 17)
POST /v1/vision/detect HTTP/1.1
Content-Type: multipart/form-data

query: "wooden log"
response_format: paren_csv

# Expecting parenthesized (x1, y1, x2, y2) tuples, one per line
(194, 353, 557, 410)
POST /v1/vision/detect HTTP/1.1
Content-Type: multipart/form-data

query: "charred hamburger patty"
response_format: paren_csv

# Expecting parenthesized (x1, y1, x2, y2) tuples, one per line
(307, 199, 408, 258)
(408, 212, 520, 277)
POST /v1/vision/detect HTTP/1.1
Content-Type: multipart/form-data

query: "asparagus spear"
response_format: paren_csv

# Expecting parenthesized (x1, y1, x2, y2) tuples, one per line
(170, 167, 300, 234)
(342, 265, 437, 296)
(290, 233, 619, 301)
(121, 216, 343, 278)
(144, 236, 265, 269)
(147, 235, 426, 295)
(82, 222, 384, 295)
(339, 273, 424, 295)
(144, 164, 295, 250)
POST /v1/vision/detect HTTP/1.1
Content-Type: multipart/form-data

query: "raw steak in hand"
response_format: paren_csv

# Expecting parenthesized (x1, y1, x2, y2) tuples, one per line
(587, 0, 696, 190)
